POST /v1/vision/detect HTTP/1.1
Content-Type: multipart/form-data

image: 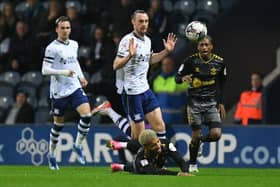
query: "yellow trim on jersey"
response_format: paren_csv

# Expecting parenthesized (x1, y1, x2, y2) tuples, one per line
(190, 53, 199, 58)
(199, 53, 215, 64)
(213, 54, 224, 61)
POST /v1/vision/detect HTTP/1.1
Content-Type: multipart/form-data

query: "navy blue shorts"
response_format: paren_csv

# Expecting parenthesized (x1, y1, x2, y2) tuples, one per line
(121, 89, 160, 123)
(51, 88, 89, 116)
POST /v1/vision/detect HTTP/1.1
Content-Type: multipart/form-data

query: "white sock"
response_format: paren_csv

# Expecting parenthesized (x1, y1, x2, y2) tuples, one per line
(107, 108, 122, 123)
(75, 132, 85, 148)
(119, 142, 128, 148)
(120, 164, 125, 170)
(49, 142, 56, 157)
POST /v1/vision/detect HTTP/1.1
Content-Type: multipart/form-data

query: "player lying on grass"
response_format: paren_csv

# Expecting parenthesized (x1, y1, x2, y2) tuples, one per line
(110, 129, 192, 176)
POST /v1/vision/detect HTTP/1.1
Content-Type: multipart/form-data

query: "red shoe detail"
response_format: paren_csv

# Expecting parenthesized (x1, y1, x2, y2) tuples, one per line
(92, 101, 111, 115)
(111, 163, 123, 172)
(106, 140, 123, 150)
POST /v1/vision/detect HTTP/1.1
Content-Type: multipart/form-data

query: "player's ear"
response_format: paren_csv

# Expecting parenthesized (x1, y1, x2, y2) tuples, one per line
(131, 18, 134, 26)
(209, 43, 213, 50)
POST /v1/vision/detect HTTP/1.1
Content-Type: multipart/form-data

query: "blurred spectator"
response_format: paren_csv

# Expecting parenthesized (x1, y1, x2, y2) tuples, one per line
(0, 2, 18, 72)
(36, 0, 64, 39)
(84, 26, 114, 73)
(110, 0, 135, 36)
(66, 4, 82, 43)
(147, 0, 168, 52)
(234, 72, 263, 126)
(34, 0, 64, 64)
(23, 0, 46, 33)
(153, 56, 189, 93)
(0, 90, 34, 124)
(83, 0, 111, 25)
(8, 20, 39, 74)
(0, 2, 17, 42)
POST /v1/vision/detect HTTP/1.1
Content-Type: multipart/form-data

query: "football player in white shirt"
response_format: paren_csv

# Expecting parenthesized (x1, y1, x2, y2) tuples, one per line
(113, 10, 177, 140)
(41, 16, 92, 170)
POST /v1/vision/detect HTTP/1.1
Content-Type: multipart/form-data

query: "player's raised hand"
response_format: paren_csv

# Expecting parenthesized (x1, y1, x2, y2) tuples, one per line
(182, 74, 193, 83)
(128, 38, 138, 57)
(163, 33, 177, 53)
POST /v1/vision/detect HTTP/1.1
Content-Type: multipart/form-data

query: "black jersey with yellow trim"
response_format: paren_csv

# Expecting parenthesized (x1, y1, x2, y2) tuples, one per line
(176, 52, 226, 102)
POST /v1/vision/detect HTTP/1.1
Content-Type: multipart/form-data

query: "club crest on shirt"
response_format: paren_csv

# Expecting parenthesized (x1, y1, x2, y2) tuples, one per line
(134, 114, 141, 121)
(140, 159, 149, 166)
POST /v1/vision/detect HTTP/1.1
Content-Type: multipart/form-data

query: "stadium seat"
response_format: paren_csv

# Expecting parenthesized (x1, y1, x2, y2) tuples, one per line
(196, 0, 220, 15)
(42, 1, 50, 10)
(0, 71, 21, 86)
(174, 0, 196, 16)
(39, 84, 50, 99)
(0, 2, 5, 12)
(38, 97, 50, 108)
(0, 83, 14, 97)
(162, 0, 173, 13)
(0, 96, 14, 109)
(21, 71, 43, 87)
(193, 11, 215, 24)
(27, 97, 37, 109)
(15, 2, 27, 17)
(65, 1, 82, 12)
(176, 20, 191, 37)
(35, 107, 50, 123)
(82, 24, 96, 45)
(78, 46, 91, 59)
(90, 71, 102, 84)
(43, 75, 50, 83)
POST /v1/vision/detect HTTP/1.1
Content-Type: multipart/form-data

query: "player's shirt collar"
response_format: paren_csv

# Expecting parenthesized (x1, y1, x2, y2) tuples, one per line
(56, 39, 70, 45)
(132, 32, 145, 41)
(199, 53, 214, 63)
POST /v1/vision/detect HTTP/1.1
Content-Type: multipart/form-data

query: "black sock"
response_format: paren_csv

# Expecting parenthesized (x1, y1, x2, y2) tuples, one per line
(124, 163, 134, 172)
(189, 141, 199, 164)
(127, 139, 141, 154)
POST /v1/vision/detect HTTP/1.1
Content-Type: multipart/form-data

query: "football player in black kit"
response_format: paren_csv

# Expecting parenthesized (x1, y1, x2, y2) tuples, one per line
(175, 35, 227, 172)
(110, 129, 192, 176)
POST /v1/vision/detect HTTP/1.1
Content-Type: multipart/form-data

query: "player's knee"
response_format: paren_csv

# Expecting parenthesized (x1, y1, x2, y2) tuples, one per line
(151, 121, 165, 132)
(211, 131, 221, 141)
(80, 114, 92, 124)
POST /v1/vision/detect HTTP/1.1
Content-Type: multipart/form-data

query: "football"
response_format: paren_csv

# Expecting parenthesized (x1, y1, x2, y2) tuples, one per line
(185, 21, 207, 42)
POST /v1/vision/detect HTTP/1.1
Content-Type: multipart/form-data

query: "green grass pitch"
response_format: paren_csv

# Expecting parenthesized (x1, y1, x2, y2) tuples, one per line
(0, 166, 279, 187)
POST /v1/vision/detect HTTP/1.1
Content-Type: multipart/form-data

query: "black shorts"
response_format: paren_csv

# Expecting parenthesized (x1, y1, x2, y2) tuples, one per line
(187, 98, 222, 130)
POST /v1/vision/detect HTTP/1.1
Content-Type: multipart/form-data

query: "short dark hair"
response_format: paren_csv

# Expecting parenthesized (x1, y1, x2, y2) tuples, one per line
(197, 35, 213, 44)
(16, 89, 28, 98)
(131, 9, 147, 20)
(252, 72, 264, 80)
(55, 16, 71, 27)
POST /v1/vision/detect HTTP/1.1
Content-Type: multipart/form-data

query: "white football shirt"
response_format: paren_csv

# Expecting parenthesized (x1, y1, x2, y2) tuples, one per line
(117, 32, 152, 95)
(43, 39, 84, 99)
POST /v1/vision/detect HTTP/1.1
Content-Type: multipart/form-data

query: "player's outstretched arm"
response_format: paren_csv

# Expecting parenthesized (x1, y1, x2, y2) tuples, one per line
(150, 33, 177, 64)
(42, 61, 74, 77)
